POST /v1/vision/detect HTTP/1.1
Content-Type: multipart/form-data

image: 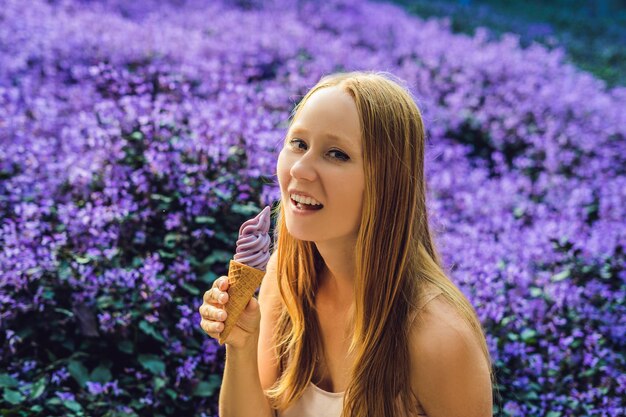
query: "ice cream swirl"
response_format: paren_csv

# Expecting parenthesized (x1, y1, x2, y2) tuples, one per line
(233, 205, 271, 270)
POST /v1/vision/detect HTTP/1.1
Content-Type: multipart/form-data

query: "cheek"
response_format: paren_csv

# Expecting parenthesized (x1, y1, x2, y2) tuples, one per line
(276, 149, 290, 188)
(336, 174, 365, 210)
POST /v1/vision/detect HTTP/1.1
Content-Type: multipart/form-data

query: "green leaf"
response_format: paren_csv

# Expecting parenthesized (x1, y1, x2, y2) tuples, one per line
(180, 282, 200, 295)
(74, 255, 91, 264)
(194, 216, 216, 225)
(90, 364, 112, 383)
(54, 307, 74, 317)
(529, 287, 542, 297)
(3, 389, 24, 405)
(68, 360, 89, 387)
(546, 412, 561, 417)
(153, 377, 167, 392)
(42, 287, 55, 300)
(213, 188, 231, 200)
(520, 328, 537, 343)
(551, 269, 570, 282)
(507, 332, 519, 341)
(58, 262, 72, 280)
(47, 397, 62, 406)
(525, 390, 538, 400)
(18, 381, 33, 394)
(138, 354, 165, 375)
(30, 377, 47, 400)
(157, 250, 177, 259)
(0, 373, 19, 388)
(199, 270, 217, 284)
(17, 327, 34, 339)
(132, 256, 143, 268)
(150, 194, 173, 203)
(139, 320, 166, 343)
(164, 233, 182, 248)
(64, 400, 83, 413)
(232, 203, 260, 216)
(192, 375, 221, 397)
(214, 230, 233, 244)
(62, 339, 75, 352)
(97, 295, 114, 309)
(500, 316, 514, 326)
(203, 250, 232, 266)
(165, 388, 177, 400)
(26, 267, 41, 276)
(118, 340, 134, 354)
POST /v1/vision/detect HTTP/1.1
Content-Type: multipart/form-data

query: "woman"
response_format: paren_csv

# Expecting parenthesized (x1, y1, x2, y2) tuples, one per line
(199, 71, 494, 417)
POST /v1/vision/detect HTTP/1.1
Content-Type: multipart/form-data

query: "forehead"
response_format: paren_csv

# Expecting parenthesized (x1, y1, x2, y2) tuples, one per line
(289, 87, 361, 149)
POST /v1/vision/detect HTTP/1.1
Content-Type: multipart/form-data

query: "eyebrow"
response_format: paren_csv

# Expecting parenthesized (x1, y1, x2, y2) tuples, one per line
(289, 127, 352, 146)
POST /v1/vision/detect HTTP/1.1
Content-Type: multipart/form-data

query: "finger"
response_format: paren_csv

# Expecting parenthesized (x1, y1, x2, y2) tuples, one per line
(200, 305, 227, 322)
(218, 290, 229, 305)
(200, 318, 224, 336)
(218, 276, 229, 291)
(203, 280, 220, 304)
(203, 288, 213, 305)
(203, 287, 222, 305)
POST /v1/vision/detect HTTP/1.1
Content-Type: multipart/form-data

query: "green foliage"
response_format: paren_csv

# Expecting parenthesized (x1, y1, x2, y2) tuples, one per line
(389, 0, 626, 88)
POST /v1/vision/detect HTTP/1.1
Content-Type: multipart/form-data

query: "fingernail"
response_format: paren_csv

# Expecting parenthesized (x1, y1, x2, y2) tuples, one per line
(219, 311, 226, 320)
(219, 293, 227, 303)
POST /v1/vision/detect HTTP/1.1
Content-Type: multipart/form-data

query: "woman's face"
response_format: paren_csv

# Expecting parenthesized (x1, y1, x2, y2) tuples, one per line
(277, 86, 365, 244)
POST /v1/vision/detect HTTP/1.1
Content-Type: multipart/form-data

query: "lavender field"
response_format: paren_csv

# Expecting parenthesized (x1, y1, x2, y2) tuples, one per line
(1, 0, 624, 416)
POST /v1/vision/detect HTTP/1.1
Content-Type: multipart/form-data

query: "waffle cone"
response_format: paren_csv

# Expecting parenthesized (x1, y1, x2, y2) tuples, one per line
(218, 259, 265, 345)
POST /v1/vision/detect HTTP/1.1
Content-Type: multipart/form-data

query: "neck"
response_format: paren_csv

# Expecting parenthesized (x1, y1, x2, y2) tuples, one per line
(314, 237, 357, 307)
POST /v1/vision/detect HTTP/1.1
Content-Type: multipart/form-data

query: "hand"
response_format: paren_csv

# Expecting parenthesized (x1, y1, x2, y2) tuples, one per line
(199, 276, 261, 349)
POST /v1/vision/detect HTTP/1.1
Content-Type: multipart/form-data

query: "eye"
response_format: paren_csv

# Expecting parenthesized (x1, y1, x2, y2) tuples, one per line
(288, 139, 350, 162)
(289, 139, 307, 150)
(328, 149, 350, 161)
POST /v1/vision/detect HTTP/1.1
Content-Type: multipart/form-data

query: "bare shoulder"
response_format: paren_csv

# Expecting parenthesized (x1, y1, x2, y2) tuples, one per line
(257, 251, 283, 391)
(409, 295, 493, 417)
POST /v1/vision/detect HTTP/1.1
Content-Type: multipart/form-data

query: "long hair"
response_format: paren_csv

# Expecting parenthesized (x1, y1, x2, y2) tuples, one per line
(266, 71, 494, 416)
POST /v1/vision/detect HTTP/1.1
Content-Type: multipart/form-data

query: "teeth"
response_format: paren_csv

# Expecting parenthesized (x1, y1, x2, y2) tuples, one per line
(290, 193, 322, 206)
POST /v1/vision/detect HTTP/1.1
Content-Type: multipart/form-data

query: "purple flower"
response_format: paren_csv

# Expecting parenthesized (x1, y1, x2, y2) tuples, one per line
(51, 367, 71, 385)
(1, 0, 624, 415)
(56, 391, 76, 402)
(86, 380, 122, 396)
(175, 356, 199, 386)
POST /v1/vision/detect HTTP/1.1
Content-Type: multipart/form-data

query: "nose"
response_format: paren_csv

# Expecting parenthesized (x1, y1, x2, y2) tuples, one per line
(289, 151, 318, 182)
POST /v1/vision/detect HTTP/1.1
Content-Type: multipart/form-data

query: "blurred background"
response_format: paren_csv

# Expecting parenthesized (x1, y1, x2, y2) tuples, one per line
(0, 0, 624, 416)
(389, 0, 626, 88)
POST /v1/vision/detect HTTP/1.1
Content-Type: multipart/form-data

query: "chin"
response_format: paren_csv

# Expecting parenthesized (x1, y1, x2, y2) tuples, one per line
(285, 226, 318, 242)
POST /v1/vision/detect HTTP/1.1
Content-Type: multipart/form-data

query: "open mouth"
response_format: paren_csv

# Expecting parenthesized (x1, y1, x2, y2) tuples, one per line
(290, 197, 324, 211)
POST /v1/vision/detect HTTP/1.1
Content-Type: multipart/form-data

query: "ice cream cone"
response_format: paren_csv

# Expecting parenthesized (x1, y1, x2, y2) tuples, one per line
(218, 259, 265, 345)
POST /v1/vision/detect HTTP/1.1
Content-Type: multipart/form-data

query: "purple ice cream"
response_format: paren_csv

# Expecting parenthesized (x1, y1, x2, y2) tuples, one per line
(233, 206, 271, 271)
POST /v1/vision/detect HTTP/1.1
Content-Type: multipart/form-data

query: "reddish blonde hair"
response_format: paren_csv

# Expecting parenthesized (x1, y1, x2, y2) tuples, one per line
(266, 71, 493, 416)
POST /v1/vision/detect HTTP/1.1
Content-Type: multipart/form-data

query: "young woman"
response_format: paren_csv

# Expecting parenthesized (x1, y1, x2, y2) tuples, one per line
(200, 71, 494, 417)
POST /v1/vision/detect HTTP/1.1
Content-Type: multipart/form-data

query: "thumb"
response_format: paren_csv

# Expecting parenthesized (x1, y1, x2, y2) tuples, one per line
(245, 296, 259, 312)
(237, 296, 261, 330)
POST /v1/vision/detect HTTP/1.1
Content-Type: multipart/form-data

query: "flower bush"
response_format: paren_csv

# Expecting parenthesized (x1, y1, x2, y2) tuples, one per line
(0, 0, 624, 416)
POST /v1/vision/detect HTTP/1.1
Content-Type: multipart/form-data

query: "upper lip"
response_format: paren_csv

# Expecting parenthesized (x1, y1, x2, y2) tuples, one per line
(288, 189, 323, 205)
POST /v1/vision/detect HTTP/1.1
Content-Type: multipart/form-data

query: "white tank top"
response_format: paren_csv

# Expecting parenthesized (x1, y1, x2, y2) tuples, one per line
(276, 382, 429, 417)
(277, 290, 441, 417)
(277, 382, 343, 417)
